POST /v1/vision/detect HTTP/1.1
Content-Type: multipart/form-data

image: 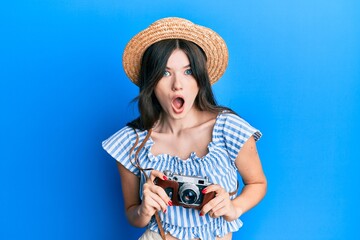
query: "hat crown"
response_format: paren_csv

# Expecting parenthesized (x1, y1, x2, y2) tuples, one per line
(122, 17, 228, 86)
(150, 17, 193, 27)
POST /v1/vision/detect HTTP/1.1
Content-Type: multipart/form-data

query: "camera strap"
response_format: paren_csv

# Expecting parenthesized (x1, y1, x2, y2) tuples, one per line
(130, 128, 239, 240)
(129, 129, 167, 239)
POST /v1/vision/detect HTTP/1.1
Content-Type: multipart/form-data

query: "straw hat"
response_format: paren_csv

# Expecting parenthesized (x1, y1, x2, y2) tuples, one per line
(122, 17, 228, 86)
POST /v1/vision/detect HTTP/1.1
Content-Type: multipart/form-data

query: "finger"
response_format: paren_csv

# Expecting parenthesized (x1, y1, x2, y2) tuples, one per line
(143, 182, 172, 206)
(209, 205, 228, 218)
(143, 189, 169, 213)
(148, 170, 167, 183)
(210, 197, 227, 213)
(200, 194, 225, 215)
(149, 184, 172, 205)
(151, 193, 168, 213)
(140, 192, 162, 216)
(202, 184, 225, 195)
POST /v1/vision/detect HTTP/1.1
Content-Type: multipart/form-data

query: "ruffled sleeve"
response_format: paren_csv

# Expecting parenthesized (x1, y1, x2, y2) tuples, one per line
(102, 126, 140, 177)
(221, 113, 262, 162)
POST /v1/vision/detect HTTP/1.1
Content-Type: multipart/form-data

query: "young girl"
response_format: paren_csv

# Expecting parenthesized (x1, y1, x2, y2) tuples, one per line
(102, 17, 267, 240)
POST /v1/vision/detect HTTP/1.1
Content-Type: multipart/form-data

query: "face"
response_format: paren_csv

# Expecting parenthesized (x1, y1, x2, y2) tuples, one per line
(154, 49, 199, 119)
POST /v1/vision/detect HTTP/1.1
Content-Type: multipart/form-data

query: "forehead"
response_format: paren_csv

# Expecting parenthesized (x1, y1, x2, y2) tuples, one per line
(166, 49, 190, 68)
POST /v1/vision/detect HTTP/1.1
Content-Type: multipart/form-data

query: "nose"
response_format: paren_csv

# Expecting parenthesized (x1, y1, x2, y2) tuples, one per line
(171, 73, 183, 91)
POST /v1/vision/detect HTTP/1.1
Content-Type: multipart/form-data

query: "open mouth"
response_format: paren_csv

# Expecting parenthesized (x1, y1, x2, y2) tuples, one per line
(172, 97, 185, 113)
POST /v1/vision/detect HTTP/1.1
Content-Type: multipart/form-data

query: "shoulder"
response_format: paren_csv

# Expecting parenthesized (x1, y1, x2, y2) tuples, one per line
(217, 111, 248, 128)
(102, 126, 145, 151)
(102, 126, 146, 176)
(214, 111, 261, 161)
(102, 125, 134, 144)
(217, 111, 262, 141)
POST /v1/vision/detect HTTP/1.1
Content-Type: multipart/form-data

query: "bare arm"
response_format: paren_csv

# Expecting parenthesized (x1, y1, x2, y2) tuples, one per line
(201, 136, 267, 221)
(117, 163, 171, 227)
(230, 136, 267, 219)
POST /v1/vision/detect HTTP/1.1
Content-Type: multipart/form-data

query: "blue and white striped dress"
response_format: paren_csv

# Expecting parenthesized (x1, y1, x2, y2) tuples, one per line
(102, 112, 261, 240)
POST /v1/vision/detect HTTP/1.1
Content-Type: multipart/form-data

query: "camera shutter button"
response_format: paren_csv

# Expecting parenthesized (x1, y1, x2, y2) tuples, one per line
(163, 170, 172, 177)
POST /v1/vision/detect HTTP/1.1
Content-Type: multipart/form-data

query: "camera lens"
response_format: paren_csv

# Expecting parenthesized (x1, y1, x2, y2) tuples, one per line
(179, 183, 200, 205)
(182, 189, 197, 204)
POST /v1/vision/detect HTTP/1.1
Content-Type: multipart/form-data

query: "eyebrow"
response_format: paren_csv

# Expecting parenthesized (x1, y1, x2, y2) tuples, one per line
(165, 64, 191, 70)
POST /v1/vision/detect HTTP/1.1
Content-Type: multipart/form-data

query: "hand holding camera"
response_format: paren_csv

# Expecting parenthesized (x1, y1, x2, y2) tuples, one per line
(154, 170, 216, 210)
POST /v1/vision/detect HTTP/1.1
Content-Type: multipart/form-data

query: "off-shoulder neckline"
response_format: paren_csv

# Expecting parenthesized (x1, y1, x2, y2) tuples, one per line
(144, 112, 227, 161)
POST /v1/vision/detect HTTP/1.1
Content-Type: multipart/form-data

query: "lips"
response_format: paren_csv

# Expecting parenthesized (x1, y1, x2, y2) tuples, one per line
(171, 96, 185, 113)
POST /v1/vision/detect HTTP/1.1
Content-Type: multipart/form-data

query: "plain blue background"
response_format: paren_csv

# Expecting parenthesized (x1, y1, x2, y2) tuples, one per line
(1, 0, 359, 239)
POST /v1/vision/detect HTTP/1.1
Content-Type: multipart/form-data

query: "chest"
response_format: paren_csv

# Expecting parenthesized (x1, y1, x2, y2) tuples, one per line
(150, 126, 213, 160)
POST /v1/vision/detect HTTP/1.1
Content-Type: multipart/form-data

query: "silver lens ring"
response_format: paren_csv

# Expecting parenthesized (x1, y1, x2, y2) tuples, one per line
(179, 183, 200, 204)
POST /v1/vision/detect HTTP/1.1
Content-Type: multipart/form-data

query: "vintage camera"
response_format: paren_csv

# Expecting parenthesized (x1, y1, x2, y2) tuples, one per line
(154, 170, 215, 210)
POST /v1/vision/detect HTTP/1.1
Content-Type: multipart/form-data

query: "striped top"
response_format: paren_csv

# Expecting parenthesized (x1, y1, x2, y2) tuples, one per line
(102, 112, 261, 240)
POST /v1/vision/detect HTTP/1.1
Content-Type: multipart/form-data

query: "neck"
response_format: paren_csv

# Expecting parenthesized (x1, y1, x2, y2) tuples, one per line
(155, 108, 203, 135)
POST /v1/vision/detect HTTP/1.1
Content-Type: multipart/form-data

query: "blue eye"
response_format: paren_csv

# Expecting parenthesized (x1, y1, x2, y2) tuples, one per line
(185, 69, 193, 75)
(163, 71, 170, 77)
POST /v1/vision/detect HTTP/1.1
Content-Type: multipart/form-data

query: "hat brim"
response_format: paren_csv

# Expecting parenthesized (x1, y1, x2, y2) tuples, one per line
(122, 17, 228, 86)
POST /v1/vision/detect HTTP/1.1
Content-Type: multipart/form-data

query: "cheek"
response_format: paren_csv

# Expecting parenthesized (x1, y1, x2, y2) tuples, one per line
(154, 89, 167, 107)
(153, 90, 162, 103)
(193, 89, 200, 100)
(191, 82, 200, 96)
(187, 89, 199, 105)
(190, 80, 198, 91)
(186, 77, 199, 90)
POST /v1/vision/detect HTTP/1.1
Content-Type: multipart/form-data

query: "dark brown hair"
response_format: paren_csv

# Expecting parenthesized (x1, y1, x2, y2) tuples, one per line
(127, 39, 232, 130)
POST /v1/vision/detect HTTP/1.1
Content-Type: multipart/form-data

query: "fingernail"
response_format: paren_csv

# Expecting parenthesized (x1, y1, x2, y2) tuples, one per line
(164, 209, 167, 213)
(163, 175, 168, 180)
(199, 212, 204, 216)
(202, 189, 207, 194)
(168, 200, 173, 206)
